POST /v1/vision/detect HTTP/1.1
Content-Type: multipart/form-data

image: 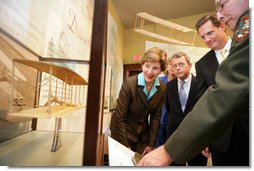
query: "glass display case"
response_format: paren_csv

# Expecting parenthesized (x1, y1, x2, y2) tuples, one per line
(0, 0, 108, 166)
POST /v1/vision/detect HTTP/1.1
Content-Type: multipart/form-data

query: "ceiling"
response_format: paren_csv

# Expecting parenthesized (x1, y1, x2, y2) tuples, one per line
(112, 0, 215, 29)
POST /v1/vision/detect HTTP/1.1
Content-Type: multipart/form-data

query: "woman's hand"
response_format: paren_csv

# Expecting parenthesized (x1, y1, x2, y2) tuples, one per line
(141, 146, 153, 156)
(201, 146, 211, 158)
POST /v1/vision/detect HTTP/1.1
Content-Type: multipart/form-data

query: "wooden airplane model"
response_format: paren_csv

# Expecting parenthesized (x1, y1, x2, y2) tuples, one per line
(8, 59, 88, 152)
(10, 59, 87, 117)
(134, 12, 197, 46)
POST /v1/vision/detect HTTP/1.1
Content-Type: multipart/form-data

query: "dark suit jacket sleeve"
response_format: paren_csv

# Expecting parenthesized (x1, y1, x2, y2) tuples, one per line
(164, 22, 249, 164)
(110, 79, 130, 147)
(195, 61, 207, 99)
(195, 50, 218, 100)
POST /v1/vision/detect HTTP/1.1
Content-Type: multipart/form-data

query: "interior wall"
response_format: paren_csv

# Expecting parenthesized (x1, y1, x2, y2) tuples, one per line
(107, 0, 125, 99)
(101, 0, 125, 133)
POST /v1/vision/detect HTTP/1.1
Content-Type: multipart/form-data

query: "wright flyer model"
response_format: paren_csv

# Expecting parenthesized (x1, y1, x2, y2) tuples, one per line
(8, 59, 88, 152)
(134, 12, 197, 46)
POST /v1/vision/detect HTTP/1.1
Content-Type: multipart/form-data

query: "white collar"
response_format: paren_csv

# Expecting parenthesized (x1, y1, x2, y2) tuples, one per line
(214, 37, 232, 54)
(178, 73, 192, 86)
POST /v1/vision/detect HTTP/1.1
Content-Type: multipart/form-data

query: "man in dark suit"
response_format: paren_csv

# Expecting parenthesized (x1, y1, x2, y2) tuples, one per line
(195, 15, 231, 100)
(166, 52, 207, 166)
(195, 15, 234, 166)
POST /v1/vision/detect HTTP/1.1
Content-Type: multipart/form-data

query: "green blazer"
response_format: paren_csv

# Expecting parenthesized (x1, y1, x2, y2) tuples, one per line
(110, 74, 166, 153)
(165, 11, 249, 164)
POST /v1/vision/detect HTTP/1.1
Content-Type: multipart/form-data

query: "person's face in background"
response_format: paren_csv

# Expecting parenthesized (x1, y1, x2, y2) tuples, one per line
(216, 0, 249, 30)
(142, 61, 161, 85)
(167, 61, 175, 76)
(197, 20, 228, 50)
(172, 56, 192, 81)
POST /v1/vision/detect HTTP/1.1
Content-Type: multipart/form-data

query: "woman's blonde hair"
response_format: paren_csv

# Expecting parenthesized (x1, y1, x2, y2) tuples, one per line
(141, 47, 167, 71)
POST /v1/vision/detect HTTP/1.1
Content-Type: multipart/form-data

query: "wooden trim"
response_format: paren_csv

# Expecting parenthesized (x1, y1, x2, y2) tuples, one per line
(83, 0, 107, 166)
(123, 63, 142, 79)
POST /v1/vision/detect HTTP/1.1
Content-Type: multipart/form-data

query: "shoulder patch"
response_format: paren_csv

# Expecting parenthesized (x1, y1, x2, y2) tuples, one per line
(235, 15, 249, 42)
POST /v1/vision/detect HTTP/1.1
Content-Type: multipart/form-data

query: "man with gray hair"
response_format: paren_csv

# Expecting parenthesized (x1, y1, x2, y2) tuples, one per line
(165, 52, 207, 166)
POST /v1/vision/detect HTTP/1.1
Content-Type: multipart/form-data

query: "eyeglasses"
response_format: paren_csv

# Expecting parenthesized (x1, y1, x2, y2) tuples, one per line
(215, 0, 229, 12)
(172, 63, 185, 69)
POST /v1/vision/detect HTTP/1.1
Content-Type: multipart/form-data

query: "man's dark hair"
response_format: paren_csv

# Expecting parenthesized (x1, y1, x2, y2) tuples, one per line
(195, 15, 222, 31)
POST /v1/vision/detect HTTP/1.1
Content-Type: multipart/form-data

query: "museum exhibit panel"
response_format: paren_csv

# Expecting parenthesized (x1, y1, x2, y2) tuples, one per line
(0, 0, 109, 166)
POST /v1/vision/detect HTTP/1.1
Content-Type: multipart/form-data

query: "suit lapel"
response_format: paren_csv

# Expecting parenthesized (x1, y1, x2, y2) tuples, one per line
(184, 76, 197, 115)
(172, 79, 184, 115)
(205, 51, 219, 76)
(137, 85, 149, 108)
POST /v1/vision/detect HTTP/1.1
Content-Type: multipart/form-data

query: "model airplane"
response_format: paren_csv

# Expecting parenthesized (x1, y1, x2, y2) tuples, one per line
(134, 12, 197, 46)
(7, 59, 88, 152)
(9, 59, 88, 118)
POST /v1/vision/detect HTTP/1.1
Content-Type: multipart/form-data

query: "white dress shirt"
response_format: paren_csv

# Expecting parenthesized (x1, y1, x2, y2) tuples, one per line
(214, 38, 232, 64)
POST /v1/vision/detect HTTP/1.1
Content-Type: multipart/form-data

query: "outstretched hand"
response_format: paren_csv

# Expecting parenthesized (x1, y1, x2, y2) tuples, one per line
(138, 145, 173, 166)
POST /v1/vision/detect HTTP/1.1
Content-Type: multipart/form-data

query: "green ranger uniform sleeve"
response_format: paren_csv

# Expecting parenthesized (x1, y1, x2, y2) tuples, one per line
(164, 11, 249, 164)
